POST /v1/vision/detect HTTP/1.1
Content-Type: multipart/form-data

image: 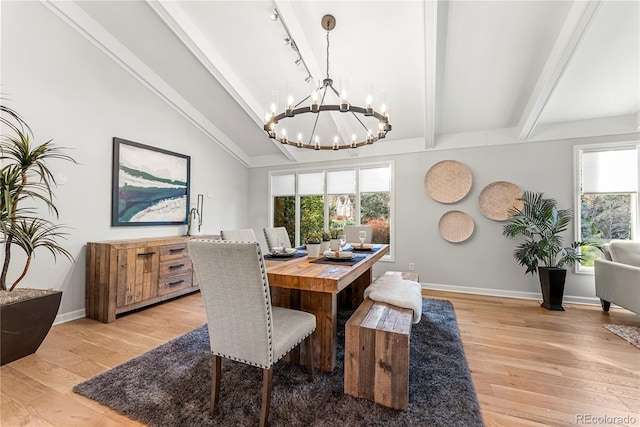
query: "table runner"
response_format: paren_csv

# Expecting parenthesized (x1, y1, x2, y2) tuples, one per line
(264, 252, 307, 261)
(310, 254, 366, 266)
(344, 245, 381, 253)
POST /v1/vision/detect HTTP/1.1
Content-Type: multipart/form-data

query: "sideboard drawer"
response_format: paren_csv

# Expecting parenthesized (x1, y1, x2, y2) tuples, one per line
(158, 272, 193, 295)
(159, 243, 189, 261)
(159, 259, 192, 277)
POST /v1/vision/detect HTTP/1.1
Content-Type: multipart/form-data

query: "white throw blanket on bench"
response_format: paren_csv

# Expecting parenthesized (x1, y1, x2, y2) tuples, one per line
(364, 275, 423, 323)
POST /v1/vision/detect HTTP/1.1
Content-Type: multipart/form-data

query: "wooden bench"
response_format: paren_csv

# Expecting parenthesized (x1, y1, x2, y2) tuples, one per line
(344, 271, 419, 411)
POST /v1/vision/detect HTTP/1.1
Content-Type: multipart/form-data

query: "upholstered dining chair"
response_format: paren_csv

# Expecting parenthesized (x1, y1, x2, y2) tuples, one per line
(263, 227, 292, 253)
(220, 228, 257, 242)
(187, 240, 316, 427)
(343, 225, 373, 244)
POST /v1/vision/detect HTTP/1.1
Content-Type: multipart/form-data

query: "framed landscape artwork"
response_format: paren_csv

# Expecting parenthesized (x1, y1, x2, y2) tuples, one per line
(112, 137, 190, 226)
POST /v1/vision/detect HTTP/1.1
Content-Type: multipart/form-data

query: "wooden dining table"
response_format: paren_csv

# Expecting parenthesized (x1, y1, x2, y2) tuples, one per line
(265, 244, 389, 372)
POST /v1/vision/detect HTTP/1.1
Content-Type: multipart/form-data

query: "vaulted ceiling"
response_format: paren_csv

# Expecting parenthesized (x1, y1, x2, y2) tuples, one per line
(45, 1, 639, 167)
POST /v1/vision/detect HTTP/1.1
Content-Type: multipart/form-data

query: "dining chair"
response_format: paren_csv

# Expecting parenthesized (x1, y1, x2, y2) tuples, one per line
(220, 228, 257, 242)
(343, 225, 373, 244)
(263, 227, 293, 252)
(187, 240, 316, 427)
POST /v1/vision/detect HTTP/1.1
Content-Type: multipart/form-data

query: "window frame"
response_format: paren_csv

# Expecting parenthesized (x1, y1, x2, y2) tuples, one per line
(269, 161, 395, 262)
(573, 141, 640, 274)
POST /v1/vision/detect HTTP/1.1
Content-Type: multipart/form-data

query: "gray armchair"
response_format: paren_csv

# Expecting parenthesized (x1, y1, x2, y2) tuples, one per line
(344, 225, 373, 244)
(220, 228, 257, 241)
(594, 240, 640, 314)
(188, 240, 316, 426)
(263, 227, 292, 253)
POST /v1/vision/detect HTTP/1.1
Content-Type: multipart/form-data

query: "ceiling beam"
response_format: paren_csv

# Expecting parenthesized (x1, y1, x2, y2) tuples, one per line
(147, 0, 298, 162)
(40, 0, 252, 167)
(423, 0, 440, 149)
(516, 0, 602, 140)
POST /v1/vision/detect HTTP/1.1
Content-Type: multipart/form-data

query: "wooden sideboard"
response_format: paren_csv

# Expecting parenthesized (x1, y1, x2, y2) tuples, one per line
(86, 235, 217, 323)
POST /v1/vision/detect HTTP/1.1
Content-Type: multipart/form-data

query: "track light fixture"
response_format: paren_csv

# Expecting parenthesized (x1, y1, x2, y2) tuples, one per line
(270, 11, 278, 21)
(264, 14, 392, 150)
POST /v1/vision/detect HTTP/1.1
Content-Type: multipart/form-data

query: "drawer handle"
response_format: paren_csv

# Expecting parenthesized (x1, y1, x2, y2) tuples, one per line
(170, 248, 185, 253)
(168, 280, 185, 287)
(138, 251, 156, 256)
(169, 264, 185, 270)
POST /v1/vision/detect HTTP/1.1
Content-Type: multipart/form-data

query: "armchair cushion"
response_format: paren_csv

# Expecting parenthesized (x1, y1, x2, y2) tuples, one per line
(608, 240, 640, 267)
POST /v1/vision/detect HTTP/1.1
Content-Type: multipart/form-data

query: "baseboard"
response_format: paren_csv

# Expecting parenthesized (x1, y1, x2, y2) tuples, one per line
(52, 283, 604, 326)
(54, 309, 86, 325)
(420, 282, 602, 306)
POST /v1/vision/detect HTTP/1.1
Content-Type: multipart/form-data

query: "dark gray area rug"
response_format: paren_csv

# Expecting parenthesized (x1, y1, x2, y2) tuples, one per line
(73, 298, 484, 426)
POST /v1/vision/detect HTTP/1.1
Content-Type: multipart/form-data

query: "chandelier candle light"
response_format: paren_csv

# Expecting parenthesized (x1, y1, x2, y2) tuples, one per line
(264, 14, 392, 150)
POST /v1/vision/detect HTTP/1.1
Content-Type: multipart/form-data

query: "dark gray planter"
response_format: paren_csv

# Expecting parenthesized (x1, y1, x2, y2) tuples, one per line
(538, 267, 567, 311)
(1, 290, 62, 365)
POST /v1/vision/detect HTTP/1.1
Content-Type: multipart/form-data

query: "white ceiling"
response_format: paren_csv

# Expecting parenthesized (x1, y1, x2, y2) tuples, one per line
(53, 0, 639, 167)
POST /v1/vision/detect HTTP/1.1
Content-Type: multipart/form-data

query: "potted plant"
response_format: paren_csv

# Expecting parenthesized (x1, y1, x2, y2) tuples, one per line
(304, 231, 323, 258)
(329, 228, 342, 251)
(502, 191, 596, 311)
(321, 230, 331, 252)
(0, 102, 75, 365)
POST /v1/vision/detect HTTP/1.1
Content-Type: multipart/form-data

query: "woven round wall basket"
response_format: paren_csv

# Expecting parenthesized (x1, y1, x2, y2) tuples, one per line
(438, 210, 474, 243)
(478, 181, 524, 221)
(424, 160, 472, 204)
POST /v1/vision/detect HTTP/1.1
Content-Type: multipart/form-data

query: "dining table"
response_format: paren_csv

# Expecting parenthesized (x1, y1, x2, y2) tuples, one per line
(265, 244, 389, 372)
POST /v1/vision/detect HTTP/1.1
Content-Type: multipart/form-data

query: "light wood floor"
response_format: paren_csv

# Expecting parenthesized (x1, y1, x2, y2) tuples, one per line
(1, 291, 639, 426)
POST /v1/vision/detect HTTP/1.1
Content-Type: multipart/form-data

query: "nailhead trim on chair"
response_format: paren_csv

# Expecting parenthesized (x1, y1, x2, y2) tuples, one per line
(212, 329, 313, 369)
(198, 240, 315, 369)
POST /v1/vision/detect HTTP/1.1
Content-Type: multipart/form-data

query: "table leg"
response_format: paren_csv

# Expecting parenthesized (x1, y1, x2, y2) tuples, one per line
(271, 287, 337, 372)
(338, 267, 373, 309)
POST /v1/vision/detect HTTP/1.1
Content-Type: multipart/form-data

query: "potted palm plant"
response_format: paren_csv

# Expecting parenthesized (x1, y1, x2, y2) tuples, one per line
(502, 191, 595, 311)
(0, 102, 75, 365)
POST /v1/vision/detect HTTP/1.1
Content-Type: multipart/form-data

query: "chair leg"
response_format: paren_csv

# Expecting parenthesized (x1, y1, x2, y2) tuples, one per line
(259, 367, 273, 427)
(600, 298, 611, 312)
(210, 354, 221, 415)
(305, 335, 314, 382)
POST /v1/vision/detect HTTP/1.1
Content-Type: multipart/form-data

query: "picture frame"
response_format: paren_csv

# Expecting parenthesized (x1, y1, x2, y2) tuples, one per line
(112, 137, 190, 226)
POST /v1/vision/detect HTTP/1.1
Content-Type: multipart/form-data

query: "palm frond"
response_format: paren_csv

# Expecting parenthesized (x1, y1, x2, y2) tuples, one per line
(503, 190, 595, 274)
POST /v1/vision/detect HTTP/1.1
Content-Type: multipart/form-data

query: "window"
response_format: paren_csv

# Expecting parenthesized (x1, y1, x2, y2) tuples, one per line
(575, 144, 639, 271)
(360, 166, 391, 245)
(270, 163, 393, 258)
(271, 174, 296, 244)
(299, 172, 324, 244)
(328, 169, 355, 230)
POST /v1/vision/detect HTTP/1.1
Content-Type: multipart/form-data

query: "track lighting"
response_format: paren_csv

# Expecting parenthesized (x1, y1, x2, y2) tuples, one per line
(270, 11, 278, 21)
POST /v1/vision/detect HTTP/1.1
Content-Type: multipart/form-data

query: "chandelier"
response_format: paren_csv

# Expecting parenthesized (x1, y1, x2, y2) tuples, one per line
(264, 14, 392, 150)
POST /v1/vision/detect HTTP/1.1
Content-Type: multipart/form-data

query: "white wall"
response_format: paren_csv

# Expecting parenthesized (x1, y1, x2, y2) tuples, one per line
(248, 135, 636, 305)
(1, 1, 248, 321)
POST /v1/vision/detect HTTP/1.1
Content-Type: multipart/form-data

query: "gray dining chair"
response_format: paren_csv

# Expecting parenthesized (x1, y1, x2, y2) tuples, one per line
(220, 228, 257, 242)
(344, 225, 373, 244)
(187, 240, 316, 427)
(263, 227, 293, 252)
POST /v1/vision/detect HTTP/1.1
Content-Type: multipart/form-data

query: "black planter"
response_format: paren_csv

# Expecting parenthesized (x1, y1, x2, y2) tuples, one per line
(1, 290, 62, 365)
(538, 267, 567, 311)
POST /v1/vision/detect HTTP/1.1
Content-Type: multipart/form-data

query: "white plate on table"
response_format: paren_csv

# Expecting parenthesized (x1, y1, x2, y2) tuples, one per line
(269, 248, 297, 257)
